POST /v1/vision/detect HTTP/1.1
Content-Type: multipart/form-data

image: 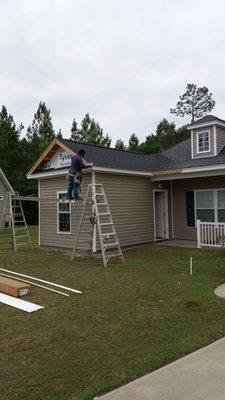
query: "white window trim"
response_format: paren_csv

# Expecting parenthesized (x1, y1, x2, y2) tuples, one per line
(196, 130, 211, 154)
(194, 188, 225, 225)
(57, 191, 71, 235)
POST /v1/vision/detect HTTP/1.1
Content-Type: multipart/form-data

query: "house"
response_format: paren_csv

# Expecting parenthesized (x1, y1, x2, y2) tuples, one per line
(0, 168, 14, 228)
(27, 115, 225, 250)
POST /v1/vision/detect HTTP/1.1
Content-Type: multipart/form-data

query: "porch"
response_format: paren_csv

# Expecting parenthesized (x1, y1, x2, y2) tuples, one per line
(153, 175, 225, 249)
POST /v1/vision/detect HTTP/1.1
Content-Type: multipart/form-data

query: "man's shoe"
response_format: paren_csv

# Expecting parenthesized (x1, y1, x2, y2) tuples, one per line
(75, 196, 83, 201)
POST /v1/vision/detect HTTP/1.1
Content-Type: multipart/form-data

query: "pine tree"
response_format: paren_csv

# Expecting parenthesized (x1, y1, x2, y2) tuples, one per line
(174, 125, 190, 144)
(70, 118, 82, 141)
(155, 119, 176, 151)
(115, 139, 126, 150)
(170, 83, 215, 122)
(71, 113, 111, 147)
(0, 106, 24, 185)
(138, 134, 160, 154)
(128, 133, 139, 152)
(56, 129, 63, 139)
(27, 101, 55, 158)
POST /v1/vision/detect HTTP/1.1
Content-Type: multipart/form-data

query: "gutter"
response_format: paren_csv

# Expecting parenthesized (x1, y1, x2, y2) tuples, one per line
(187, 121, 225, 130)
(153, 164, 225, 181)
(27, 166, 153, 180)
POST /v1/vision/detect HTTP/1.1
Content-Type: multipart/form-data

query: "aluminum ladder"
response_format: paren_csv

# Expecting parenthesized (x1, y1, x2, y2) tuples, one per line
(0, 192, 32, 252)
(71, 183, 124, 267)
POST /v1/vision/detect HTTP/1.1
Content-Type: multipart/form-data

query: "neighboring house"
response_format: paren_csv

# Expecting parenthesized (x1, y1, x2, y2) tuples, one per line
(0, 168, 14, 228)
(27, 115, 225, 250)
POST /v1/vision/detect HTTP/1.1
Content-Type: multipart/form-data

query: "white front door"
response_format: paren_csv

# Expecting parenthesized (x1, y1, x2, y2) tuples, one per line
(155, 191, 168, 240)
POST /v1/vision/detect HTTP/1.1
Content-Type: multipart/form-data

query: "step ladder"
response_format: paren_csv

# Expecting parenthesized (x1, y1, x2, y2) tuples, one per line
(0, 192, 32, 252)
(71, 183, 124, 267)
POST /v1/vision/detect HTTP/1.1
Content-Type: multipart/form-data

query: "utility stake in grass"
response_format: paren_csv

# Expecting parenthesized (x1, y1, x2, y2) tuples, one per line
(190, 257, 193, 276)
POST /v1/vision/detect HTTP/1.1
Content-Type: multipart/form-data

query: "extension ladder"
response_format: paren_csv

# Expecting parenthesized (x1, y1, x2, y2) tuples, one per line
(71, 183, 124, 267)
(0, 192, 32, 252)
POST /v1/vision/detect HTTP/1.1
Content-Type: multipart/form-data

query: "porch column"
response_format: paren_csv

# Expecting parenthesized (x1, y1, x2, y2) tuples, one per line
(170, 180, 175, 239)
(196, 219, 201, 248)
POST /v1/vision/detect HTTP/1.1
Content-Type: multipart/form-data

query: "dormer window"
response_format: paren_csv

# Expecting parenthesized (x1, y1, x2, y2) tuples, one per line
(197, 131, 210, 153)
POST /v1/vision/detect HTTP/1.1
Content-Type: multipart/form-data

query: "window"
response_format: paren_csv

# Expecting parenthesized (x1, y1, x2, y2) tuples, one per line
(217, 190, 225, 222)
(195, 189, 225, 223)
(57, 192, 71, 234)
(197, 131, 210, 153)
(0, 195, 3, 201)
(196, 190, 214, 222)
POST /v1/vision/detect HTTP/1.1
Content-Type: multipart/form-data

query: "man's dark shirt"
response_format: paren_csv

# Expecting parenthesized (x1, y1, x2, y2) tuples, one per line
(69, 155, 88, 176)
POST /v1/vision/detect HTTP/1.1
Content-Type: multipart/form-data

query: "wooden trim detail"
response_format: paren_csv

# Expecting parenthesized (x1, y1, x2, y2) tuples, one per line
(154, 169, 182, 176)
(27, 139, 76, 176)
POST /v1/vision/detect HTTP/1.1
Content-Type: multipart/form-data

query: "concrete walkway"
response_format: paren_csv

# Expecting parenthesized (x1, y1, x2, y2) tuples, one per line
(215, 283, 225, 299)
(95, 337, 225, 400)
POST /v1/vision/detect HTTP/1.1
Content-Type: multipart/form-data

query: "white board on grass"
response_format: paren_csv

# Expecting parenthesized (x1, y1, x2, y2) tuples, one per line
(0, 293, 44, 313)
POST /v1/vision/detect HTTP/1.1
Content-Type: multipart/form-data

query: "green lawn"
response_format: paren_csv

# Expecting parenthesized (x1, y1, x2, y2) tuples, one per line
(1, 231, 225, 400)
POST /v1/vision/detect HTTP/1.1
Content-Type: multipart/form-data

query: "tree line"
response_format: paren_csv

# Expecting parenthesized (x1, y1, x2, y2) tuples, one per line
(0, 83, 215, 224)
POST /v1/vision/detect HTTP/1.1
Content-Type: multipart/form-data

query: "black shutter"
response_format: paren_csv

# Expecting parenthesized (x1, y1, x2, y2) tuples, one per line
(186, 191, 195, 227)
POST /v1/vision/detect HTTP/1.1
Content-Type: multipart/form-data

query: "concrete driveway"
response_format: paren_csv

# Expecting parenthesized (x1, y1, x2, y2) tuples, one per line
(95, 337, 225, 400)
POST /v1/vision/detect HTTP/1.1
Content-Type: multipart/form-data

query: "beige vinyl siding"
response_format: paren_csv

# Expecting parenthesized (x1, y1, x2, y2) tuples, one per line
(39, 174, 92, 249)
(216, 126, 225, 154)
(0, 179, 8, 228)
(95, 173, 154, 247)
(192, 126, 214, 158)
(172, 176, 225, 240)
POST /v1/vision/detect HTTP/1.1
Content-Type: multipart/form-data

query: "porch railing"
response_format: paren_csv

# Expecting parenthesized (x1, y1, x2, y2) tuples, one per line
(196, 219, 225, 248)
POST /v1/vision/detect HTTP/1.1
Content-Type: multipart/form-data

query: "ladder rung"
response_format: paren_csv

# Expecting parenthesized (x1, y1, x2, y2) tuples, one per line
(102, 232, 116, 237)
(14, 220, 25, 223)
(100, 222, 113, 226)
(98, 213, 110, 216)
(96, 203, 107, 206)
(15, 235, 29, 238)
(104, 242, 119, 248)
(15, 227, 26, 231)
(17, 243, 29, 247)
(95, 193, 105, 196)
(106, 253, 121, 259)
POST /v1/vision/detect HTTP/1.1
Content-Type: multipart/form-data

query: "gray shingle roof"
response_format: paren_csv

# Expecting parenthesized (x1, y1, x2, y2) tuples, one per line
(57, 119, 225, 174)
(189, 115, 225, 126)
(59, 138, 177, 172)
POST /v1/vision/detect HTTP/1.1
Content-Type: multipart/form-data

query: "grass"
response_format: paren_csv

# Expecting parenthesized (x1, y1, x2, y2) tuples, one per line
(1, 230, 225, 400)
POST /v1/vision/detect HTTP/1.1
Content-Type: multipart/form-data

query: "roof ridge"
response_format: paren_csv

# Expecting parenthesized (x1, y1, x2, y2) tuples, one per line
(59, 138, 152, 156)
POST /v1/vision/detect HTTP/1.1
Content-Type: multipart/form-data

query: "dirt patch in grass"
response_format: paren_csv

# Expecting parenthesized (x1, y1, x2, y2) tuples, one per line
(185, 300, 201, 309)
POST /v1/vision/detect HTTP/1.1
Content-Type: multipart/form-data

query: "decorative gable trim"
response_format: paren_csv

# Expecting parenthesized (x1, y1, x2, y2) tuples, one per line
(27, 139, 76, 176)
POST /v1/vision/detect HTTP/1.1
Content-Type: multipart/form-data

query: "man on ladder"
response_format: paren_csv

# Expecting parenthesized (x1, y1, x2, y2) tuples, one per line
(67, 149, 93, 201)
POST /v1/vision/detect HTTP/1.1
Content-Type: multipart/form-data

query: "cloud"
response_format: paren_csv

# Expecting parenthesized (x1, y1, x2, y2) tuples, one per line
(0, 0, 224, 144)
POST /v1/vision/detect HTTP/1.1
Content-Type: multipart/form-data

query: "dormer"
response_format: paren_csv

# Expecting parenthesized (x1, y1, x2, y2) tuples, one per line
(187, 115, 225, 159)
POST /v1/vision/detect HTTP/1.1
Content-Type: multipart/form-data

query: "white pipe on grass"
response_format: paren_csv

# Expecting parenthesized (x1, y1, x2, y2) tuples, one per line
(0, 268, 82, 294)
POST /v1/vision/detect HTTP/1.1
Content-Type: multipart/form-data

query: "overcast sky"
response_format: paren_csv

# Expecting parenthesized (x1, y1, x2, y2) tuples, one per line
(1, 0, 225, 145)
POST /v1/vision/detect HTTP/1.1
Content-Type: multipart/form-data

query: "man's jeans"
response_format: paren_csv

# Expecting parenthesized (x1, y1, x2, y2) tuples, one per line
(67, 175, 80, 199)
